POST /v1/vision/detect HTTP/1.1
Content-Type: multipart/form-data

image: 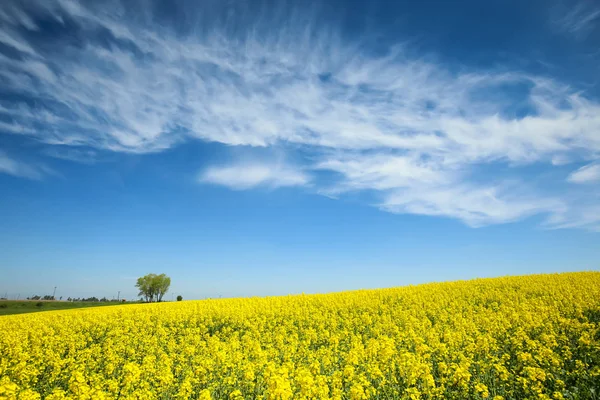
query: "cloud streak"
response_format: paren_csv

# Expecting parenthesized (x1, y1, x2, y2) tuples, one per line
(0, 150, 52, 179)
(553, 1, 600, 39)
(568, 163, 600, 184)
(0, 0, 599, 229)
(201, 163, 309, 190)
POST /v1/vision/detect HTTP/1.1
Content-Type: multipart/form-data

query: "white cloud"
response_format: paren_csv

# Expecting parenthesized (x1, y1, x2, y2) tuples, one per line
(0, 0, 598, 160)
(200, 163, 309, 190)
(0, 4, 39, 31)
(43, 147, 98, 164)
(551, 155, 571, 166)
(0, 0, 598, 229)
(553, 2, 600, 39)
(382, 184, 565, 228)
(0, 30, 38, 55)
(315, 153, 454, 193)
(544, 200, 600, 232)
(316, 152, 566, 227)
(0, 150, 51, 179)
(567, 163, 600, 184)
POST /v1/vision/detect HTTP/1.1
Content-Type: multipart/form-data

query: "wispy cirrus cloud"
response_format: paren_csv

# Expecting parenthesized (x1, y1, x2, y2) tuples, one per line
(382, 184, 566, 228)
(201, 163, 309, 190)
(42, 147, 98, 164)
(0, 0, 599, 229)
(568, 163, 600, 184)
(552, 1, 600, 39)
(0, 150, 52, 179)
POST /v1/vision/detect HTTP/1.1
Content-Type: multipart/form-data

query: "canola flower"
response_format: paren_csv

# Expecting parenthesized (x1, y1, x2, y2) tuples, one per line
(1, 272, 599, 399)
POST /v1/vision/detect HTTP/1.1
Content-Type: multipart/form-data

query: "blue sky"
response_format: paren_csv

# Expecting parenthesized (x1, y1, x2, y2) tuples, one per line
(0, 0, 599, 300)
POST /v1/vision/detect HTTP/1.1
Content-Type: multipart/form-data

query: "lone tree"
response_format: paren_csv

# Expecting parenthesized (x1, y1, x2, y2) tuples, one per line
(176, 295, 183, 301)
(136, 273, 171, 302)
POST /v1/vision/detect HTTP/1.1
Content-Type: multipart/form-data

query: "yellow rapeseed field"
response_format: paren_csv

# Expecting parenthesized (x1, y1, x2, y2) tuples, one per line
(1, 272, 599, 400)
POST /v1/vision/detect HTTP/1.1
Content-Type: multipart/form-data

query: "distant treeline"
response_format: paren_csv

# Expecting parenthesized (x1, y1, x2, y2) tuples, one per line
(26, 295, 127, 302)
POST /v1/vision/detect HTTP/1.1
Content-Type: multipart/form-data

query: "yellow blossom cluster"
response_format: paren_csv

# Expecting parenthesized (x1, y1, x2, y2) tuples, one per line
(1, 272, 599, 399)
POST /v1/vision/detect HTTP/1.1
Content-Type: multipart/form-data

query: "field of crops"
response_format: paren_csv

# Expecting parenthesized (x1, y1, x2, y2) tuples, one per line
(1, 272, 599, 400)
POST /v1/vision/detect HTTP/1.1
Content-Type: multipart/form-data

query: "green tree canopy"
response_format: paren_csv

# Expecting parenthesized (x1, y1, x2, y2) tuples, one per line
(136, 273, 171, 302)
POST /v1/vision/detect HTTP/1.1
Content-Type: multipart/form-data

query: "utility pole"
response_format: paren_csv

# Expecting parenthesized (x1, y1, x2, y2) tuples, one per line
(117, 291, 120, 301)
(52, 286, 57, 300)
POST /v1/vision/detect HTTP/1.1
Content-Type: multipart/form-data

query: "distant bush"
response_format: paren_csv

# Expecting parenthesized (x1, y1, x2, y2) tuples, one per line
(0, 304, 7, 309)
(35, 302, 43, 308)
(177, 295, 183, 302)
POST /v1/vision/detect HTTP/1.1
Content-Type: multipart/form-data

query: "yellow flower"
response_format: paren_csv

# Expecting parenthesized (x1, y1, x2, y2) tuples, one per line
(0, 272, 598, 400)
(349, 383, 367, 400)
(475, 383, 489, 398)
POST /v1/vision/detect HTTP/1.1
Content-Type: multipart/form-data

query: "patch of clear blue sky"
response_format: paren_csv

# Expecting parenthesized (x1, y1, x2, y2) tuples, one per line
(0, 139, 597, 300)
(0, 0, 599, 300)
